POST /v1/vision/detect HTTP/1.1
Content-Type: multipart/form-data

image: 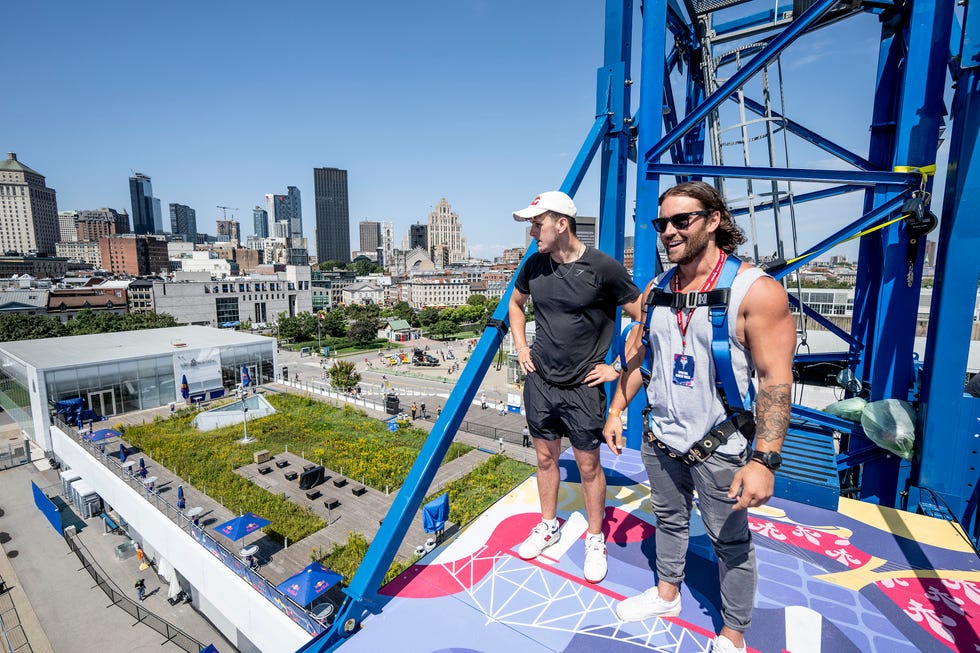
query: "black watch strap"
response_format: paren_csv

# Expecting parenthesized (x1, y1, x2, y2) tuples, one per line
(751, 450, 782, 471)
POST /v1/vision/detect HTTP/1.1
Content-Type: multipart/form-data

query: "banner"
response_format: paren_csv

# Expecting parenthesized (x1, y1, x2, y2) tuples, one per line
(173, 348, 224, 401)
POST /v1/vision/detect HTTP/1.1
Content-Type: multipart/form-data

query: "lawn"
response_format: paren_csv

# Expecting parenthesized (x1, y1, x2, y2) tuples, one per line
(121, 393, 471, 544)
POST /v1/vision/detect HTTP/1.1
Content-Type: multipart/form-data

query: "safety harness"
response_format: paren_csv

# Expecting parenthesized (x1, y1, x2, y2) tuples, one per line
(621, 255, 756, 465)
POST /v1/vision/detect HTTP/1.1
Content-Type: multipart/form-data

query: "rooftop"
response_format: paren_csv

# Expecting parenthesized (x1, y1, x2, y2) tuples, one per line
(0, 152, 42, 177)
(0, 325, 271, 370)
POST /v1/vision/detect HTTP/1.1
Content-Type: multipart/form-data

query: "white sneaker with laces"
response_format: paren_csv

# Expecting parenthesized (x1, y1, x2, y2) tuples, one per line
(517, 521, 561, 559)
(615, 586, 682, 622)
(583, 536, 607, 583)
(711, 634, 747, 653)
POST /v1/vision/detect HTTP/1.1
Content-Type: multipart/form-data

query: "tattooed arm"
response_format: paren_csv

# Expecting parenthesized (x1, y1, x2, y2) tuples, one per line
(729, 274, 796, 510)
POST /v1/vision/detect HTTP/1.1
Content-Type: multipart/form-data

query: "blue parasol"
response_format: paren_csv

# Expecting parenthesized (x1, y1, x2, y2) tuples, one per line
(85, 428, 122, 442)
(240, 365, 252, 387)
(275, 562, 343, 606)
(119, 443, 127, 462)
(177, 484, 184, 500)
(180, 374, 189, 400)
(138, 457, 145, 471)
(201, 646, 220, 653)
(213, 511, 270, 541)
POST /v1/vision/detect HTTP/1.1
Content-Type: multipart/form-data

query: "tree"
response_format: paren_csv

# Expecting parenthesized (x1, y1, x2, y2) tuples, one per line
(328, 360, 361, 391)
(318, 260, 349, 271)
(349, 318, 380, 345)
(0, 314, 66, 341)
(351, 259, 382, 276)
(430, 319, 457, 340)
(467, 294, 489, 306)
(417, 307, 441, 327)
(321, 309, 348, 338)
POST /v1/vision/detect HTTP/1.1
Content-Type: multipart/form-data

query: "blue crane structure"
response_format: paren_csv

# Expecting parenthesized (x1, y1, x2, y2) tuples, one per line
(301, 1, 980, 650)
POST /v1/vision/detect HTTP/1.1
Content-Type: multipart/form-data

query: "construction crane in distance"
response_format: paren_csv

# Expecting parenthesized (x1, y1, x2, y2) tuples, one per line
(216, 205, 239, 220)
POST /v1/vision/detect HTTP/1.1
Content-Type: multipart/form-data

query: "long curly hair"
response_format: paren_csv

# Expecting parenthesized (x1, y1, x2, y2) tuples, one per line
(659, 181, 746, 254)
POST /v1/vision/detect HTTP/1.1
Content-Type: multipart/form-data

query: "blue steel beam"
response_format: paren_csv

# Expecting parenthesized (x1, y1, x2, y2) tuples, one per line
(730, 184, 864, 217)
(646, 163, 914, 185)
(786, 294, 864, 350)
(642, 0, 841, 163)
(915, 0, 980, 522)
(766, 191, 909, 278)
(849, 0, 953, 509)
(627, 0, 671, 449)
(731, 95, 878, 171)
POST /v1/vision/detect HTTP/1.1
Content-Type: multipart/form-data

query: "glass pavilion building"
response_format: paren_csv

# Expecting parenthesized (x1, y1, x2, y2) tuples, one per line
(0, 326, 278, 450)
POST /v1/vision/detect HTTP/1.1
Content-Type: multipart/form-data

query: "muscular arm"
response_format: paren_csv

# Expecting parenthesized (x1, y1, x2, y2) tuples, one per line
(602, 283, 653, 453)
(509, 289, 535, 374)
(730, 275, 796, 509)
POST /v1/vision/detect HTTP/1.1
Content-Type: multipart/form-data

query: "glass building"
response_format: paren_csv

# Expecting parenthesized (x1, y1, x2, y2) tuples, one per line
(0, 326, 278, 451)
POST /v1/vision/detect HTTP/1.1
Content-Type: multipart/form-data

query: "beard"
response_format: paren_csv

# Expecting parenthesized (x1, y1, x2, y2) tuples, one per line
(665, 226, 710, 266)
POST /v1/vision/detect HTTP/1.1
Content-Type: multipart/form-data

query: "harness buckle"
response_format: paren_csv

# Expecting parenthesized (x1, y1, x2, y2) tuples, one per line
(685, 292, 701, 309)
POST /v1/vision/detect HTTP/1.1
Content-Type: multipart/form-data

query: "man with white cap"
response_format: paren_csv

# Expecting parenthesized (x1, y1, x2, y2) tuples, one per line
(509, 190, 642, 583)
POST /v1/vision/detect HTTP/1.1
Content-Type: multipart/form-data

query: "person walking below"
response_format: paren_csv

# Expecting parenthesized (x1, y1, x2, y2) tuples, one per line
(510, 190, 642, 584)
(603, 181, 794, 653)
(481, 393, 488, 410)
(420, 402, 427, 419)
(497, 400, 506, 416)
(135, 578, 146, 602)
(522, 425, 531, 447)
(411, 402, 418, 420)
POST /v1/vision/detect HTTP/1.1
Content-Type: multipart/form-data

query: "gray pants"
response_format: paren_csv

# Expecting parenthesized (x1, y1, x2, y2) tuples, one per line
(641, 442, 756, 632)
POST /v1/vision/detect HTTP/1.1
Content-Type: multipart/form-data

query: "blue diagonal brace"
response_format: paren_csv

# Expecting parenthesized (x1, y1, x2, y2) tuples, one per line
(643, 0, 841, 163)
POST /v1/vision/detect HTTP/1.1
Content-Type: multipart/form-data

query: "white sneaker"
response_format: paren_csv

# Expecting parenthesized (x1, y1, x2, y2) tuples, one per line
(583, 536, 607, 583)
(615, 586, 682, 622)
(711, 634, 747, 653)
(517, 521, 561, 559)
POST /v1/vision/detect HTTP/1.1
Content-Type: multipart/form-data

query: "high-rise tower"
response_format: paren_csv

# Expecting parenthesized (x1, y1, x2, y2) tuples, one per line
(169, 203, 197, 241)
(427, 198, 467, 263)
(129, 172, 156, 235)
(0, 153, 59, 255)
(313, 167, 350, 263)
(253, 206, 269, 238)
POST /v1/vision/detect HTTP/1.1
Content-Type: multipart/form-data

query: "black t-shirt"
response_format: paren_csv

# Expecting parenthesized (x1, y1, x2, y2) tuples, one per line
(515, 246, 639, 385)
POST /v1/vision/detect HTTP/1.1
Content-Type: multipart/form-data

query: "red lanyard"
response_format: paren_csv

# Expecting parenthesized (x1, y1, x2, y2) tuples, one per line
(672, 251, 727, 351)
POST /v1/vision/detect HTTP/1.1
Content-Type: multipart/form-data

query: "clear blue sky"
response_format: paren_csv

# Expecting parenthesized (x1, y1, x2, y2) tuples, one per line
(4, 1, 889, 262)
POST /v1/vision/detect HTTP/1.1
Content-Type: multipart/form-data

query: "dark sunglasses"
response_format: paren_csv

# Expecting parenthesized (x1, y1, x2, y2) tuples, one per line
(652, 210, 710, 232)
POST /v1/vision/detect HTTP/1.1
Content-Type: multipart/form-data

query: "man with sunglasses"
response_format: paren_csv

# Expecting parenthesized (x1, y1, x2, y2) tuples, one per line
(603, 181, 795, 653)
(510, 190, 642, 584)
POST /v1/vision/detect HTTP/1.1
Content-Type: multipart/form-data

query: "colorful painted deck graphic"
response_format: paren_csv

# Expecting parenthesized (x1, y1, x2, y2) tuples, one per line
(337, 448, 980, 652)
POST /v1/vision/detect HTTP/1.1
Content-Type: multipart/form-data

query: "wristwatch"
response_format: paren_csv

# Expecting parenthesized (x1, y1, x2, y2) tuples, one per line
(612, 359, 623, 373)
(750, 450, 782, 471)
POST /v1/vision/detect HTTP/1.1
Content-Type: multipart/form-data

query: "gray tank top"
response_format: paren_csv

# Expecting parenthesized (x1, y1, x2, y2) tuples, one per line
(643, 266, 767, 455)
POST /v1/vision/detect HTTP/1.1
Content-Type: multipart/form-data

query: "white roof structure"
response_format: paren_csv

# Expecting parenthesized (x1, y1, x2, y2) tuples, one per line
(0, 325, 271, 370)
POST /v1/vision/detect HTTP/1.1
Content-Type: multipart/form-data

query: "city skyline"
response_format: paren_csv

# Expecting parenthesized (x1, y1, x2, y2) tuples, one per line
(3, 2, 890, 262)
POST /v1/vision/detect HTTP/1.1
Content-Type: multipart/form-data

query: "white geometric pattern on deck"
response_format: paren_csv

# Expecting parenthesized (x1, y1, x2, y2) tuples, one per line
(437, 550, 712, 652)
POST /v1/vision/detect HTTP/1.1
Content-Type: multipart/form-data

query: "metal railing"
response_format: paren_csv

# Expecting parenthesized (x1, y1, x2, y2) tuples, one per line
(53, 417, 324, 637)
(0, 576, 32, 653)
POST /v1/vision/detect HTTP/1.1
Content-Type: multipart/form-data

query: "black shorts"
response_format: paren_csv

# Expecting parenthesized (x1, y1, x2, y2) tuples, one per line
(523, 372, 606, 451)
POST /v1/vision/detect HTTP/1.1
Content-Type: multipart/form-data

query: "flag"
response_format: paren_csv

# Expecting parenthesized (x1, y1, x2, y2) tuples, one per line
(241, 366, 252, 387)
(180, 374, 189, 400)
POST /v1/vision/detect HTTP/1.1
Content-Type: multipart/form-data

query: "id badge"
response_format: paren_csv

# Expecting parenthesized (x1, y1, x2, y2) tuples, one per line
(672, 353, 695, 386)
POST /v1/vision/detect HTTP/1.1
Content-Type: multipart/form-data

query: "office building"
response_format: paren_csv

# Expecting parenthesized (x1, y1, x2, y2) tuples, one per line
(427, 198, 467, 264)
(313, 167, 350, 263)
(99, 234, 169, 276)
(129, 172, 157, 235)
(286, 186, 302, 239)
(409, 223, 428, 250)
(0, 153, 60, 255)
(76, 208, 130, 242)
(253, 206, 269, 238)
(59, 210, 79, 242)
(359, 220, 381, 253)
(216, 220, 241, 244)
(169, 203, 197, 241)
(55, 240, 103, 268)
(152, 197, 163, 234)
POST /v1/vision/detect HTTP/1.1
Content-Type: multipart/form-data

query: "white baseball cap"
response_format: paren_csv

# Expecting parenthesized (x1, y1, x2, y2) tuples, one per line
(512, 191, 577, 221)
